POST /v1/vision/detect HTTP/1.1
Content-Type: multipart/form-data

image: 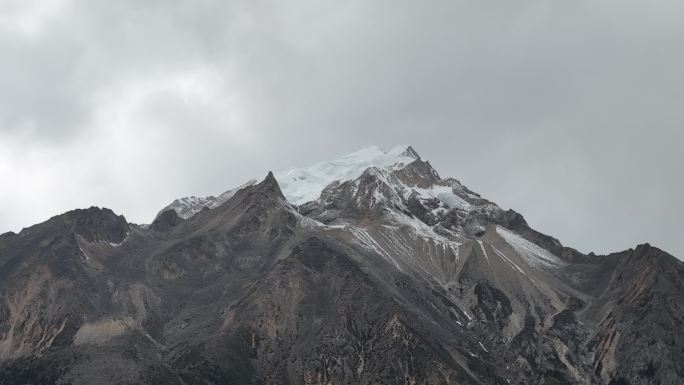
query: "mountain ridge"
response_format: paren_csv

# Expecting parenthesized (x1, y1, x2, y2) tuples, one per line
(0, 145, 681, 385)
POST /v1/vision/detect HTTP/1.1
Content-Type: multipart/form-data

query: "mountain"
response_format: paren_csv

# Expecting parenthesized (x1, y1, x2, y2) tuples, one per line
(1, 145, 682, 385)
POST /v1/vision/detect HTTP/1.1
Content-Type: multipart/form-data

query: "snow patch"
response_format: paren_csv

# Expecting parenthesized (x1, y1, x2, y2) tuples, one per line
(108, 231, 130, 247)
(78, 245, 89, 261)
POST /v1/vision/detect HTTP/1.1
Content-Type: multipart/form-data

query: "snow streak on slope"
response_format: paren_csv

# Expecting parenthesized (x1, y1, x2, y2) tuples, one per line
(477, 240, 490, 265)
(348, 226, 403, 271)
(491, 244, 537, 284)
(275, 145, 419, 205)
(496, 226, 564, 268)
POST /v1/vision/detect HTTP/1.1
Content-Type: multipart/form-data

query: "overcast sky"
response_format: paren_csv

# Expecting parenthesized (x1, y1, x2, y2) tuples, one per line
(1, 0, 682, 259)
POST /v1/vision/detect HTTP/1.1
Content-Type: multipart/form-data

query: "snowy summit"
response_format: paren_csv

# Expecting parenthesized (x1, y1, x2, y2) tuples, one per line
(274, 145, 420, 205)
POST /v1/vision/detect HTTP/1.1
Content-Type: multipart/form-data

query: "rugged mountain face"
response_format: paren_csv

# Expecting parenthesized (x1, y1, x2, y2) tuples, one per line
(0, 145, 682, 385)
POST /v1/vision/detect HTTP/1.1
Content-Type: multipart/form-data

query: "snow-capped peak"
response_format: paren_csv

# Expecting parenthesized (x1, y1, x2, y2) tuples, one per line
(274, 145, 420, 205)
(155, 145, 424, 220)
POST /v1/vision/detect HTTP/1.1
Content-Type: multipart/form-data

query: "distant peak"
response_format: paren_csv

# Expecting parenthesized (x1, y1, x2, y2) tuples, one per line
(256, 171, 286, 199)
(264, 170, 277, 184)
(402, 145, 421, 160)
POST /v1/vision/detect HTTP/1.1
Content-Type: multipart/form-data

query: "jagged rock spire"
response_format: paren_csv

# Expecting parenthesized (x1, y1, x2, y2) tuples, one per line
(256, 171, 286, 199)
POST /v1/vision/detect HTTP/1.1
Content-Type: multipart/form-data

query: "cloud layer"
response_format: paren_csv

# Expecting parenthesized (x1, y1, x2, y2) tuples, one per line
(1, 0, 682, 258)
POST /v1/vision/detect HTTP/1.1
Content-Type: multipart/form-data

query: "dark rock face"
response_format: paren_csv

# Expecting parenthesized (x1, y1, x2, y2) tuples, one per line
(0, 163, 683, 385)
(56, 206, 129, 243)
(149, 209, 183, 232)
(393, 159, 441, 188)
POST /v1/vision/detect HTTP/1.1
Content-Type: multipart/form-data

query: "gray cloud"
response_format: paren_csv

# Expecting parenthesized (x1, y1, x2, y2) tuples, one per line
(1, 0, 682, 259)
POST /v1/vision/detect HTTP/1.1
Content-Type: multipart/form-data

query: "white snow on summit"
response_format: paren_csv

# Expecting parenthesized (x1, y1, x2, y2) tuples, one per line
(154, 145, 420, 220)
(275, 145, 420, 205)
